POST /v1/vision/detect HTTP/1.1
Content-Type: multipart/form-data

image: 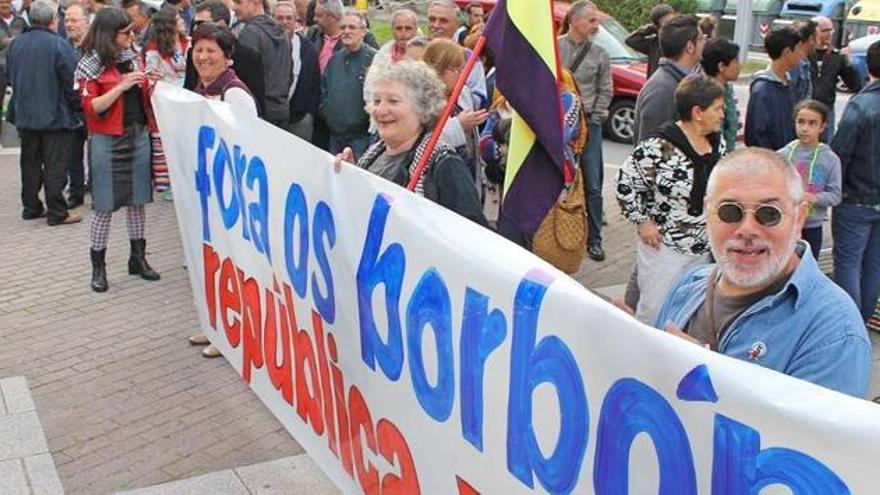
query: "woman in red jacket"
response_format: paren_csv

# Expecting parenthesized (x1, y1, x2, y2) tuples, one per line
(76, 7, 160, 293)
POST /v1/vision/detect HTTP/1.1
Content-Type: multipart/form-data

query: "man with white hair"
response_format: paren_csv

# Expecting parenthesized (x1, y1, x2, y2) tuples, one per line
(274, 1, 319, 141)
(319, 10, 375, 157)
(306, 0, 377, 73)
(655, 148, 871, 398)
(374, 8, 418, 67)
(62, 0, 89, 208)
(7, 0, 82, 225)
(426, 0, 487, 109)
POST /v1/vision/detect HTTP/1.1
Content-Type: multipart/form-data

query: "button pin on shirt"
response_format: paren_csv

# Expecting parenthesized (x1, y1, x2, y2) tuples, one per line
(748, 341, 767, 361)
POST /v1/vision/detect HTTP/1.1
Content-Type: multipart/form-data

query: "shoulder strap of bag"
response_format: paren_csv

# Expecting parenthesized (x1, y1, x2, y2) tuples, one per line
(568, 40, 592, 74)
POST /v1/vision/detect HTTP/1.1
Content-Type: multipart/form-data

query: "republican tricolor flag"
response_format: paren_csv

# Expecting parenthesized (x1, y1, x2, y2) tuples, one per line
(484, 0, 566, 235)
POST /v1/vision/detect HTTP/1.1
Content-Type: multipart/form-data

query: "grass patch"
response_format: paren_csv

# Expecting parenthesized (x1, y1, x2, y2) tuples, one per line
(741, 58, 769, 77)
(371, 20, 392, 45)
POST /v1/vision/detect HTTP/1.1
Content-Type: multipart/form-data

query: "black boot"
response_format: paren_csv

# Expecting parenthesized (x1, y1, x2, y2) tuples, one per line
(128, 239, 160, 281)
(90, 248, 108, 293)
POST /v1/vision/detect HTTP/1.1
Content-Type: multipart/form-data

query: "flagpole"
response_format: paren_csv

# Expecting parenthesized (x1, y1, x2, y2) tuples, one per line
(406, 36, 487, 191)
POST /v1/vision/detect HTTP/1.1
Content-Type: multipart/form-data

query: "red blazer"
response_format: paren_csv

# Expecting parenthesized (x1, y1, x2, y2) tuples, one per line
(79, 65, 158, 136)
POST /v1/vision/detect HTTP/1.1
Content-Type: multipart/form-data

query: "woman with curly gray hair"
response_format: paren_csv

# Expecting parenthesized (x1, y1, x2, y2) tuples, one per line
(336, 60, 487, 225)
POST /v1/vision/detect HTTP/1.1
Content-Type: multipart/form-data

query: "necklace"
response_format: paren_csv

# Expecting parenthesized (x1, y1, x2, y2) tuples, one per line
(787, 142, 821, 185)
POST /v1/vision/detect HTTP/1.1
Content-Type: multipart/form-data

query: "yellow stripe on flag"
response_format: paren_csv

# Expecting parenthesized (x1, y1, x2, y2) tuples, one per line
(507, 0, 558, 75)
(504, 111, 536, 194)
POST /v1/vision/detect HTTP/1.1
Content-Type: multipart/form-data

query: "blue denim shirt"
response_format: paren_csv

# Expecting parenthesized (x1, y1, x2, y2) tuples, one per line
(831, 80, 880, 205)
(655, 243, 871, 397)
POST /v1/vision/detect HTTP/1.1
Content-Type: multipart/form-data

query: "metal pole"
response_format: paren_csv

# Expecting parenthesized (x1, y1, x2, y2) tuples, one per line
(733, 0, 754, 64)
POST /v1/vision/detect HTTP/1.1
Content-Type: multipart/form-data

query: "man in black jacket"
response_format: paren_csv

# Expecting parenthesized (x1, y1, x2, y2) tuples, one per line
(234, 0, 292, 128)
(810, 15, 862, 142)
(624, 4, 675, 78)
(184, 0, 266, 118)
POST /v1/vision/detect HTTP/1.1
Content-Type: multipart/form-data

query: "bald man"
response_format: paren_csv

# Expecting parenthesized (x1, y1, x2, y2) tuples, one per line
(807, 15, 861, 141)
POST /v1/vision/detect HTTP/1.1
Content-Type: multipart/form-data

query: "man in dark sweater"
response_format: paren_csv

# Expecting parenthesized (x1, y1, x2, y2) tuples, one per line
(319, 10, 375, 158)
(810, 15, 862, 141)
(624, 3, 675, 78)
(274, 1, 319, 142)
(7, 0, 81, 225)
(234, 0, 292, 128)
(632, 14, 704, 145)
(745, 27, 803, 151)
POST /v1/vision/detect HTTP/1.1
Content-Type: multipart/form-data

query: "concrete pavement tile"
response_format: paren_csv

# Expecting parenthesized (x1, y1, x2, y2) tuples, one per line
(1, 376, 36, 414)
(234, 454, 340, 495)
(593, 283, 625, 301)
(113, 469, 249, 495)
(0, 458, 29, 495)
(24, 453, 65, 495)
(0, 384, 7, 416)
(0, 411, 50, 461)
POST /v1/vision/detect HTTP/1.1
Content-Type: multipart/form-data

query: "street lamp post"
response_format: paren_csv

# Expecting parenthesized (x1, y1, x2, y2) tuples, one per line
(734, 0, 754, 63)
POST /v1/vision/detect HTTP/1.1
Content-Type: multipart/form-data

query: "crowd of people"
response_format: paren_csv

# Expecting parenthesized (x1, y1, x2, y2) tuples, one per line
(5, 0, 880, 397)
(620, 5, 878, 398)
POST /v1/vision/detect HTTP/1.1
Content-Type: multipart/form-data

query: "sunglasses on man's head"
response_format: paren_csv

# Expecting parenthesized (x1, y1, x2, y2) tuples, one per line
(715, 202, 785, 227)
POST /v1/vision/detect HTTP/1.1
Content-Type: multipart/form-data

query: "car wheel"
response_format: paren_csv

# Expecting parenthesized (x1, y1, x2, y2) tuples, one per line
(604, 99, 635, 144)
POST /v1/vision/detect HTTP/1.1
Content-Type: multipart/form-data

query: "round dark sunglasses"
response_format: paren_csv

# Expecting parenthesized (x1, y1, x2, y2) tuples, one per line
(715, 202, 785, 227)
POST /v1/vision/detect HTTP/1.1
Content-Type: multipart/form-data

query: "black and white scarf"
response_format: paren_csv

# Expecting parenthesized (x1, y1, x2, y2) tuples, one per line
(75, 48, 141, 81)
(357, 131, 455, 197)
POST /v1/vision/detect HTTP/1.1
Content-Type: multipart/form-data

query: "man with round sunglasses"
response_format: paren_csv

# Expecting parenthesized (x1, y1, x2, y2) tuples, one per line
(654, 148, 871, 398)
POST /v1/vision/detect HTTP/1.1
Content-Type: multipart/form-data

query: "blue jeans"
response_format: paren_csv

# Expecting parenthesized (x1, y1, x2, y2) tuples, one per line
(832, 203, 880, 321)
(329, 134, 370, 161)
(581, 121, 604, 246)
(822, 104, 835, 144)
(802, 226, 823, 260)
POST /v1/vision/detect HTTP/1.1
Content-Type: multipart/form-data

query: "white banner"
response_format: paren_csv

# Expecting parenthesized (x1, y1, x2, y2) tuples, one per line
(153, 82, 880, 494)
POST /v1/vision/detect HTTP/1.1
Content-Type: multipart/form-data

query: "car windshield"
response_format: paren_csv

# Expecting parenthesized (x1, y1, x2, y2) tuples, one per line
(597, 19, 646, 62)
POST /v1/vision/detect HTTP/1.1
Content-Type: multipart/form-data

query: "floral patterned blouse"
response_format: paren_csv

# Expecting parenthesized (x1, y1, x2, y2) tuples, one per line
(616, 130, 726, 255)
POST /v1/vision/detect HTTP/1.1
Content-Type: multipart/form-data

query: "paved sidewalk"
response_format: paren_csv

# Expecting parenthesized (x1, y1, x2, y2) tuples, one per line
(115, 454, 337, 495)
(0, 153, 302, 493)
(0, 376, 64, 494)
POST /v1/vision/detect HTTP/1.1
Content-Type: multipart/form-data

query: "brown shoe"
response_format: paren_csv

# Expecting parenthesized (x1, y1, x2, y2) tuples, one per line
(47, 214, 82, 226)
(188, 334, 209, 345)
(202, 345, 221, 358)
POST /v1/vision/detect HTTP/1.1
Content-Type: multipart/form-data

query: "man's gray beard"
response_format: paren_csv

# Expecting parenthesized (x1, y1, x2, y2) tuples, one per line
(715, 235, 800, 290)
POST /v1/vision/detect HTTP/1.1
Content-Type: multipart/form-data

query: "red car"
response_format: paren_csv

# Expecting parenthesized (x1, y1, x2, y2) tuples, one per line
(454, 0, 647, 143)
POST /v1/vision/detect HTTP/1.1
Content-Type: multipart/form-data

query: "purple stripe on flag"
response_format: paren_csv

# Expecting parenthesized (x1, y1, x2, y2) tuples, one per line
(502, 144, 563, 234)
(484, 0, 565, 169)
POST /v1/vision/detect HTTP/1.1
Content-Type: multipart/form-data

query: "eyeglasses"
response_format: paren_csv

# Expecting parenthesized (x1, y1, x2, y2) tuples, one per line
(715, 202, 785, 227)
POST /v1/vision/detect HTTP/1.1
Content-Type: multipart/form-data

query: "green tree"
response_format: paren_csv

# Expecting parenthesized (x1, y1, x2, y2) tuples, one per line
(592, 0, 699, 31)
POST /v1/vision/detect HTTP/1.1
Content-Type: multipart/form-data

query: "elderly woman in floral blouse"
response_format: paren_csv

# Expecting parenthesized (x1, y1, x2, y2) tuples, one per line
(616, 75, 726, 325)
